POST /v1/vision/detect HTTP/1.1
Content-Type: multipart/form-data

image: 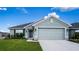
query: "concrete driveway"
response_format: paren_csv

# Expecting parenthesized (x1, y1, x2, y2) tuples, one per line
(39, 40, 79, 51)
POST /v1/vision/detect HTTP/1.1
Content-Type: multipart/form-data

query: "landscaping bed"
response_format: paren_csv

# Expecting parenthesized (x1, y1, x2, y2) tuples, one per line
(69, 39, 79, 43)
(0, 39, 42, 51)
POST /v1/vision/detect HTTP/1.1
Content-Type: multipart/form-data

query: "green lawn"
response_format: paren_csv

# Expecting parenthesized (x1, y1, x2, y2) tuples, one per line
(0, 39, 42, 51)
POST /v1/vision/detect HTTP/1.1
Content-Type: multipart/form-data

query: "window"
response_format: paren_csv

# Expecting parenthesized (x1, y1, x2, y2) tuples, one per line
(16, 30, 23, 33)
(2, 34, 5, 37)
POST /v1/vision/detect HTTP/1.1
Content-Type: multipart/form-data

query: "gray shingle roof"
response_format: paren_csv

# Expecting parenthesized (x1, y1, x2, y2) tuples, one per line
(69, 22, 79, 29)
(9, 22, 33, 29)
(8, 18, 43, 30)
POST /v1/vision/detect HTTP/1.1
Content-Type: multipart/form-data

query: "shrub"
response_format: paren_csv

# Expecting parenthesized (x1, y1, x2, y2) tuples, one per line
(71, 32, 79, 39)
(70, 32, 79, 42)
(10, 33, 25, 39)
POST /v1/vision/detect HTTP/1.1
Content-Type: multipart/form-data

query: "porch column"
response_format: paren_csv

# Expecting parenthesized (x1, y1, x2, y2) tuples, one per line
(23, 29, 25, 37)
(23, 29, 25, 38)
(14, 29, 16, 37)
(10, 29, 16, 38)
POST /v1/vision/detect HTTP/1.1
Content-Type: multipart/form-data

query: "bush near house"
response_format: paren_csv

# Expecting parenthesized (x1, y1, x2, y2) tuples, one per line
(15, 33, 25, 39)
(8, 33, 25, 39)
(70, 32, 79, 43)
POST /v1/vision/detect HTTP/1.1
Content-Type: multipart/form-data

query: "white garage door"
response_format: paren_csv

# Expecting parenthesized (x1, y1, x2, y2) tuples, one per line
(38, 28, 65, 40)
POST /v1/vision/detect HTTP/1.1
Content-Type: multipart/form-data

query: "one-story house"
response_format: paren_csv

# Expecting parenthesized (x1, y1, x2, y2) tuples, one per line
(9, 15, 72, 40)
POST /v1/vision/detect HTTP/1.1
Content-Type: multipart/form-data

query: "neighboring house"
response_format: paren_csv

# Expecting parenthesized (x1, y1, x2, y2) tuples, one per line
(9, 15, 71, 40)
(0, 32, 9, 39)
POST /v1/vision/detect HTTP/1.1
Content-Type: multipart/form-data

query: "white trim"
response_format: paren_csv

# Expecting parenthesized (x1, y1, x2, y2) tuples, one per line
(24, 18, 43, 28)
(65, 28, 66, 40)
(24, 23, 33, 28)
(37, 26, 67, 28)
(24, 18, 45, 28)
(32, 18, 48, 26)
(58, 18, 71, 26)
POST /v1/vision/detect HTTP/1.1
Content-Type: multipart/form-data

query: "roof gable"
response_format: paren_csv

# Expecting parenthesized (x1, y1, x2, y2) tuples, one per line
(32, 16, 71, 27)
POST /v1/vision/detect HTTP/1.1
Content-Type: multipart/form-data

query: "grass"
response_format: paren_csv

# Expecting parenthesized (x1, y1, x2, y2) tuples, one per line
(0, 39, 42, 51)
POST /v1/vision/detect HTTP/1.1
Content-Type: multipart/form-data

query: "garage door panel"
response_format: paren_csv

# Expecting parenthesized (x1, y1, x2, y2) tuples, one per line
(38, 28, 65, 40)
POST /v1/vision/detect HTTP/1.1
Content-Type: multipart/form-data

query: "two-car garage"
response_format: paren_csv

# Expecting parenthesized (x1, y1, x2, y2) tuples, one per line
(38, 28, 65, 40)
(32, 16, 69, 40)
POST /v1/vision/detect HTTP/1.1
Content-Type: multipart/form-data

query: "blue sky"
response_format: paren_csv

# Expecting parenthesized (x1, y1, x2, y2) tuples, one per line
(0, 7, 79, 32)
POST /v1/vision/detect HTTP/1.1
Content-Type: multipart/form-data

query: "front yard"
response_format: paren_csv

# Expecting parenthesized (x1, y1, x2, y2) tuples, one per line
(0, 39, 42, 51)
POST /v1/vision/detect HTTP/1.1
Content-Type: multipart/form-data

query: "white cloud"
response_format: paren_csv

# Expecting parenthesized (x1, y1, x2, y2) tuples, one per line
(51, 7, 79, 12)
(0, 8, 7, 11)
(51, 7, 56, 11)
(0, 27, 9, 32)
(7, 24, 11, 26)
(7, 24, 14, 27)
(44, 16, 48, 19)
(48, 12, 60, 18)
(44, 12, 60, 19)
(16, 7, 28, 14)
(59, 7, 79, 12)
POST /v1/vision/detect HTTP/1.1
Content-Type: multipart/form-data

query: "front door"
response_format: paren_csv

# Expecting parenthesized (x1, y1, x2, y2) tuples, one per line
(28, 30, 33, 38)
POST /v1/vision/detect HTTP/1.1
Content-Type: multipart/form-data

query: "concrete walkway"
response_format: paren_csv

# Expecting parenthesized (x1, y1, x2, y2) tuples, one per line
(39, 40, 79, 51)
